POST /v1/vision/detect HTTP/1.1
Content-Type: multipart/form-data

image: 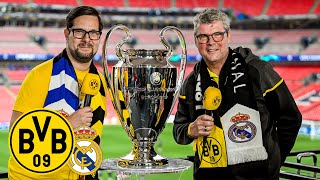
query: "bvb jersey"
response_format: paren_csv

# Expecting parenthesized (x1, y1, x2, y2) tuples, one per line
(8, 59, 107, 180)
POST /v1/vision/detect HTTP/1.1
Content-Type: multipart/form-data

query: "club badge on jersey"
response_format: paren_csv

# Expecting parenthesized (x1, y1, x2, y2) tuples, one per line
(68, 126, 102, 177)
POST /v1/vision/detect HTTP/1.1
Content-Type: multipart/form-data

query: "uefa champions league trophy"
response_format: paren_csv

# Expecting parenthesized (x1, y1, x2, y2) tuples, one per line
(102, 25, 186, 167)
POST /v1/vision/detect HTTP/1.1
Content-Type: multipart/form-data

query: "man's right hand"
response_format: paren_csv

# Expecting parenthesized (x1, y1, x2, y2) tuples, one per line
(188, 114, 214, 138)
(67, 107, 93, 128)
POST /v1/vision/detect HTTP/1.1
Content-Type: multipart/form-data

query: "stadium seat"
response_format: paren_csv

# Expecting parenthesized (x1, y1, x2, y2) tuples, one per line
(9, 85, 21, 95)
(128, 0, 171, 8)
(4, 70, 29, 83)
(294, 82, 320, 113)
(274, 66, 320, 82)
(0, 28, 30, 42)
(0, 0, 28, 4)
(285, 81, 304, 94)
(303, 104, 320, 121)
(0, 86, 15, 124)
(314, 3, 320, 14)
(33, 0, 78, 6)
(223, 0, 265, 16)
(266, 0, 314, 15)
(176, 0, 218, 8)
(301, 43, 320, 55)
(83, 0, 124, 7)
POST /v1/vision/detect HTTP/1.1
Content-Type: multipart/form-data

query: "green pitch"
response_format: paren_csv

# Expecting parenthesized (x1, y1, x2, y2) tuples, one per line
(1, 124, 319, 179)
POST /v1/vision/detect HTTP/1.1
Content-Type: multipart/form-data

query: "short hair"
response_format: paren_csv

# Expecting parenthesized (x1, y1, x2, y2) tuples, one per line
(66, 6, 103, 31)
(193, 8, 231, 34)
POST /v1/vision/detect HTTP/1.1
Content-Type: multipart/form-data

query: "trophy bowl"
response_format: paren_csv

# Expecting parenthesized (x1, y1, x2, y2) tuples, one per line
(102, 25, 186, 167)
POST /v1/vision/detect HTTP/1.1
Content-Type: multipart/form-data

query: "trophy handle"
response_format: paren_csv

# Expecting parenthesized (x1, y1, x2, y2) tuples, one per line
(102, 25, 135, 140)
(103, 24, 131, 62)
(159, 26, 187, 118)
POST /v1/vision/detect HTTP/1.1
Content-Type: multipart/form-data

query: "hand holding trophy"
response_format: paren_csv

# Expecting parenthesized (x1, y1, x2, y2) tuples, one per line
(102, 25, 186, 167)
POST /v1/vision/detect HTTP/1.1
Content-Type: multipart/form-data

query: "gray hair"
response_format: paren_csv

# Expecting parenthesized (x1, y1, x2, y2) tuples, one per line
(193, 8, 231, 34)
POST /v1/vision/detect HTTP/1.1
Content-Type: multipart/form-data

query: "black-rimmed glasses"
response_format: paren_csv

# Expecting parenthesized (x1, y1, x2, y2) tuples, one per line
(69, 28, 102, 40)
(195, 30, 228, 44)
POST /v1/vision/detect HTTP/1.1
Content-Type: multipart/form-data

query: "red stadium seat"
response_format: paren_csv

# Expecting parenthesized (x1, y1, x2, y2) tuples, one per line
(314, 3, 320, 14)
(266, 0, 314, 15)
(83, 0, 124, 7)
(0, 0, 28, 4)
(0, 86, 15, 123)
(0, 27, 30, 42)
(274, 66, 320, 81)
(5, 70, 29, 83)
(285, 81, 304, 94)
(33, 0, 78, 6)
(303, 104, 320, 121)
(294, 83, 320, 113)
(224, 0, 265, 16)
(9, 85, 21, 95)
(128, 0, 171, 8)
(176, 0, 218, 8)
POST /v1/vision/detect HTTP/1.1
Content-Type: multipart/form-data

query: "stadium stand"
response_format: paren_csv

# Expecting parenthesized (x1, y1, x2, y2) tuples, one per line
(82, 0, 124, 8)
(4, 69, 29, 83)
(33, 0, 78, 6)
(1, 0, 319, 17)
(315, 3, 320, 14)
(0, 85, 15, 124)
(223, 0, 265, 16)
(175, 0, 218, 8)
(0, 29, 29, 42)
(8, 84, 20, 95)
(0, 0, 27, 3)
(303, 103, 320, 121)
(294, 82, 320, 111)
(128, 0, 171, 8)
(302, 43, 320, 55)
(0, 27, 319, 57)
(274, 66, 320, 81)
(265, 0, 315, 15)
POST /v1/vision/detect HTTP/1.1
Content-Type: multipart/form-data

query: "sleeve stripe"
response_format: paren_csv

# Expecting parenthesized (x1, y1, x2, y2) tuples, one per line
(179, 95, 186, 99)
(263, 79, 284, 97)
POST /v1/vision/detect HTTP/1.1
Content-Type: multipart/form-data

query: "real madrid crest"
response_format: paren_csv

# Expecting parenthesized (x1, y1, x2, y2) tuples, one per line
(68, 126, 102, 177)
(228, 112, 257, 143)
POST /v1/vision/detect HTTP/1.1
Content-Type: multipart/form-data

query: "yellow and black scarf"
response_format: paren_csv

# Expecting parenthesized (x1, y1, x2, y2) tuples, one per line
(194, 48, 267, 169)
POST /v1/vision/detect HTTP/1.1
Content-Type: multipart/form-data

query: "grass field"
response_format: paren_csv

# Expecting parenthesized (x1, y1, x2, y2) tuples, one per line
(0, 124, 319, 179)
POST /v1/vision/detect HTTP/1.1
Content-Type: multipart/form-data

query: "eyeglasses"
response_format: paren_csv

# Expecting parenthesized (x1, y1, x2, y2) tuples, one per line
(69, 28, 102, 40)
(195, 30, 228, 44)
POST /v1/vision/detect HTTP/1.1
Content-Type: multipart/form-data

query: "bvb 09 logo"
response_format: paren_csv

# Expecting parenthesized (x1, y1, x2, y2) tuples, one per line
(90, 79, 99, 90)
(9, 109, 74, 173)
(198, 137, 222, 164)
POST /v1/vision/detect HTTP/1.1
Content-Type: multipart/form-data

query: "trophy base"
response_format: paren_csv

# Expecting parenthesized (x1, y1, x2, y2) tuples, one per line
(101, 158, 193, 175)
(118, 154, 168, 167)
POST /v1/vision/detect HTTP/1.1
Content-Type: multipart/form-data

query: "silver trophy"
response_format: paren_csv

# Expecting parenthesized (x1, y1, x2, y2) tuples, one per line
(102, 25, 186, 167)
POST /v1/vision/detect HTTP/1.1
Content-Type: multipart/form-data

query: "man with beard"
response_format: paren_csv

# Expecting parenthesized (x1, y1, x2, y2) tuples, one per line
(8, 6, 106, 180)
(173, 8, 302, 179)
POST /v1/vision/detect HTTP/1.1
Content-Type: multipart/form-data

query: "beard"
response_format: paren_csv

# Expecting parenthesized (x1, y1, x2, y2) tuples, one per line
(69, 43, 96, 63)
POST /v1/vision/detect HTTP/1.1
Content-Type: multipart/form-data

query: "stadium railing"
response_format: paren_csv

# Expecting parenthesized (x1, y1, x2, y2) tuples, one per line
(182, 149, 320, 180)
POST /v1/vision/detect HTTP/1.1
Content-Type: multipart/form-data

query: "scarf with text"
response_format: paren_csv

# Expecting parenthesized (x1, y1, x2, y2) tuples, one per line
(194, 48, 267, 168)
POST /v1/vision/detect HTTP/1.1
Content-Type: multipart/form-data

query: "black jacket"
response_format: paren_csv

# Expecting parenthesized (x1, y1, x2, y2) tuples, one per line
(173, 47, 302, 180)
